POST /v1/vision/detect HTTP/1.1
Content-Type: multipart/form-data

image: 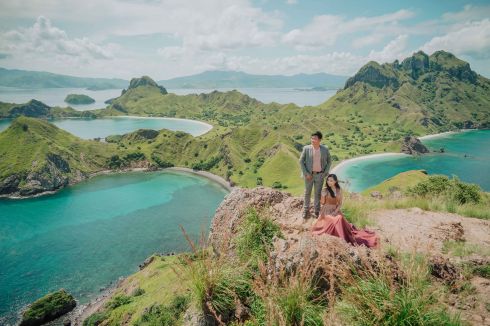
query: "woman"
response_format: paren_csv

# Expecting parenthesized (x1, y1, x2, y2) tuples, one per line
(311, 174, 378, 248)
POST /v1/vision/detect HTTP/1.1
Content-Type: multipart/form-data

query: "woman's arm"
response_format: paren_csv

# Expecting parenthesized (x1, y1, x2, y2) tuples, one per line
(334, 190, 343, 214)
(320, 192, 326, 205)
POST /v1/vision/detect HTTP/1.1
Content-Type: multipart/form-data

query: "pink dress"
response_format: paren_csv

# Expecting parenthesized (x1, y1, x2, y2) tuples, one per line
(311, 188, 378, 248)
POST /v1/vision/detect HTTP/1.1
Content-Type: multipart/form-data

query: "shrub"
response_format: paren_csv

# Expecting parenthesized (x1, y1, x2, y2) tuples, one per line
(134, 295, 190, 326)
(234, 208, 281, 267)
(151, 153, 174, 168)
(180, 228, 250, 324)
(336, 255, 462, 326)
(407, 175, 482, 205)
(271, 181, 283, 189)
(407, 175, 450, 197)
(105, 294, 132, 309)
(450, 179, 482, 204)
(83, 312, 109, 326)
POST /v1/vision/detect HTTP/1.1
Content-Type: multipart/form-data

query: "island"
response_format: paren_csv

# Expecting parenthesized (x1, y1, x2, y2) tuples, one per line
(64, 94, 96, 105)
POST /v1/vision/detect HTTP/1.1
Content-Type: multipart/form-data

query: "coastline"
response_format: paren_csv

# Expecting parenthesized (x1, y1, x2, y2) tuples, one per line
(166, 167, 232, 191)
(0, 166, 232, 200)
(331, 129, 473, 180)
(331, 152, 408, 175)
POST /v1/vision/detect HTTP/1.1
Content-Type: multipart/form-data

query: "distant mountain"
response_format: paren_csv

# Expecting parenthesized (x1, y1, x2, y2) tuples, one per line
(158, 70, 348, 89)
(0, 67, 128, 90)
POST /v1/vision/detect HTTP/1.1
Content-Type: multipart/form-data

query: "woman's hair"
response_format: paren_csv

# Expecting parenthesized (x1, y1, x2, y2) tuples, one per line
(325, 174, 341, 197)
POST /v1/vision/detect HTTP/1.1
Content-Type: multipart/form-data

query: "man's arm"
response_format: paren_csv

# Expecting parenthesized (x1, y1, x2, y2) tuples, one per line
(322, 146, 332, 179)
(299, 146, 310, 177)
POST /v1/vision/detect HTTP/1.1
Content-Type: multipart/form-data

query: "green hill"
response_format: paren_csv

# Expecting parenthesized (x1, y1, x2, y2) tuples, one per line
(91, 51, 490, 195)
(361, 170, 429, 196)
(1, 51, 489, 197)
(0, 116, 120, 197)
(0, 67, 127, 90)
(0, 99, 96, 119)
(321, 50, 490, 135)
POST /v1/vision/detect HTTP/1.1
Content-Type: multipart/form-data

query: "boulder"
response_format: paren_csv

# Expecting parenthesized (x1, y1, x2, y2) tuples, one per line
(401, 136, 430, 155)
(20, 289, 76, 326)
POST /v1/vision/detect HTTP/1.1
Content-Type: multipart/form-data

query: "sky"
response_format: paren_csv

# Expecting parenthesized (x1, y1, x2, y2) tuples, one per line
(0, 0, 489, 80)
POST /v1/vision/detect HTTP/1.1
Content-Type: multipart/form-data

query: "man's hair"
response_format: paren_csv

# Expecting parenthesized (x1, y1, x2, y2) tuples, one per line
(311, 131, 323, 140)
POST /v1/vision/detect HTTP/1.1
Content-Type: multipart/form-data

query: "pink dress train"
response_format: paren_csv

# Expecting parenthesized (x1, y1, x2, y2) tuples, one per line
(311, 189, 378, 248)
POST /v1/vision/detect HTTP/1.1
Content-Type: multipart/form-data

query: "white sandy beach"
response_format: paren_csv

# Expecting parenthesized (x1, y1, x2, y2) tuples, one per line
(331, 152, 408, 175)
(331, 129, 470, 175)
(166, 167, 232, 191)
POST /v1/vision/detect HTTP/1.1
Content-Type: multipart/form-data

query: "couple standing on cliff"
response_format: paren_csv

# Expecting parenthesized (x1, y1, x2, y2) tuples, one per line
(299, 131, 378, 248)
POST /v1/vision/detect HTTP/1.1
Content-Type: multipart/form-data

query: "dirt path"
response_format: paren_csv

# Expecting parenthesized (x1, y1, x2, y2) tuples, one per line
(370, 207, 490, 254)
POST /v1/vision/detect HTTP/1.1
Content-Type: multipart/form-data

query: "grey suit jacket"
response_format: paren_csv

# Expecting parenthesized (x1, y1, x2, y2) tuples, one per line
(299, 144, 332, 179)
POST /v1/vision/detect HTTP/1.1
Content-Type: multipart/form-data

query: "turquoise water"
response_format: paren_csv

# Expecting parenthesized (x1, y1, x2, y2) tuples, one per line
(0, 171, 228, 325)
(336, 130, 490, 192)
(0, 116, 212, 138)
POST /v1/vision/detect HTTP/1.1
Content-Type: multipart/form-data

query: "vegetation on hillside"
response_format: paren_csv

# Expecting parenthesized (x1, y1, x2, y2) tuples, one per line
(1, 51, 489, 196)
(64, 94, 95, 105)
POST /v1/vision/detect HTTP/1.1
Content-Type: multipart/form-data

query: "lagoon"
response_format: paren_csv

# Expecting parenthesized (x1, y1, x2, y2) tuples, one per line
(334, 130, 490, 192)
(0, 116, 213, 138)
(0, 171, 228, 325)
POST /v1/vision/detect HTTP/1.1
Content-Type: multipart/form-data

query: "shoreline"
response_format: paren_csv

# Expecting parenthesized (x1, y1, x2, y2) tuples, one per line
(331, 129, 475, 175)
(331, 152, 408, 175)
(0, 166, 232, 200)
(166, 167, 233, 191)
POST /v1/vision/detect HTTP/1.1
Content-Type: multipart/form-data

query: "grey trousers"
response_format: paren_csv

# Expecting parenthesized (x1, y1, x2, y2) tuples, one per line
(303, 173, 324, 215)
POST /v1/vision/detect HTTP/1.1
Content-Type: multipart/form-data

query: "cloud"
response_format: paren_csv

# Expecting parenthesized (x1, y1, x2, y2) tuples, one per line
(0, 16, 115, 60)
(0, 0, 282, 52)
(368, 34, 409, 63)
(286, 0, 298, 4)
(421, 19, 490, 59)
(282, 9, 414, 50)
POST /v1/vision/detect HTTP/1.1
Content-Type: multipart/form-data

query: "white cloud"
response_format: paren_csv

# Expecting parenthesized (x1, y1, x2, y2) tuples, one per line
(0, 16, 115, 60)
(368, 34, 409, 63)
(442, 4, 490, 22)
(286, 0, 298, 4)
(282, 9, 414, 50)
(0, 0, 282, 52)
(421, 19, 490, 59)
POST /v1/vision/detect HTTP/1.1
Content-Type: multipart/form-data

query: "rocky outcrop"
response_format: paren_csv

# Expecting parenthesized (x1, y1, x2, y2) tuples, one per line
(344, 50, 480, 90)
(344, 62, 400, 89)
(401, 136, 430, 155)
(209, 187, 379, 278)
(20, 289, 76, 326)
(0, 153, 77, 197)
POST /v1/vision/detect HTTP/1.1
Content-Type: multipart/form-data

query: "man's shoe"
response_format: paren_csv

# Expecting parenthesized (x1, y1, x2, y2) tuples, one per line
(302, 211, 309, 219)
(314, 212, 320, 218)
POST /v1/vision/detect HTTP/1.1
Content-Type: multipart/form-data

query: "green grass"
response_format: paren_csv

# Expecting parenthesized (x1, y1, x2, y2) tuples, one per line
(83, 255, 191, 325)
(362, 170, 429, 197)
(0, 116, 119, 180)
(442, 240, 490, 257)
(336, 254, 462, 326)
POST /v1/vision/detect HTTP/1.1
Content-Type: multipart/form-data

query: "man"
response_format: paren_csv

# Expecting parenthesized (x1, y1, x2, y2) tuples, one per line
(299, 131, 332, 219)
